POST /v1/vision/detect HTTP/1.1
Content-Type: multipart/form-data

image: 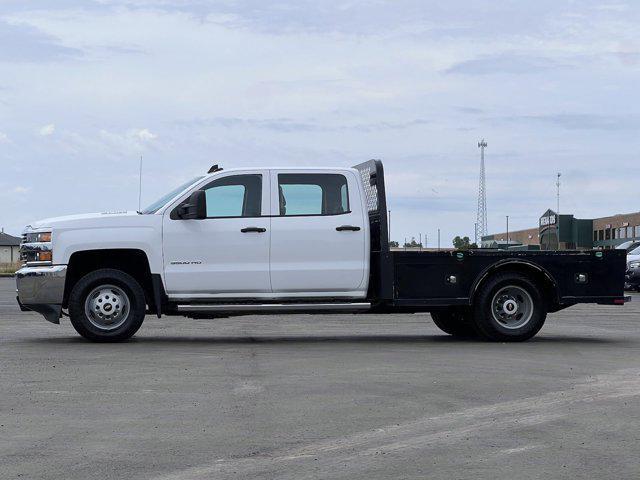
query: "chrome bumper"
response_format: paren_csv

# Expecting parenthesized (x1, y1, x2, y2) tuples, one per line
(16, 265, 67, 324)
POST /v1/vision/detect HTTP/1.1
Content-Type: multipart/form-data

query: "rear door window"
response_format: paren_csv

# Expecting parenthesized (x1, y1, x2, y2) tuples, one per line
(278, 174, 349, 216)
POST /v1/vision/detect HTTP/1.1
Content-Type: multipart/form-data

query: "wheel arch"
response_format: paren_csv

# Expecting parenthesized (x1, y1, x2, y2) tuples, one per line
(469, 259, 561, 312)
(63, 249, 163, 315)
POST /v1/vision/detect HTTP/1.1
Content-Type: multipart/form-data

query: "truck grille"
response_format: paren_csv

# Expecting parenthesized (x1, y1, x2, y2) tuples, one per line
(20, 246, 38, 264)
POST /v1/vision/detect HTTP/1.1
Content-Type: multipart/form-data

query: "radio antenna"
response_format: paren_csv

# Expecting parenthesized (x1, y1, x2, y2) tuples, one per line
(138, 154, 143, 212)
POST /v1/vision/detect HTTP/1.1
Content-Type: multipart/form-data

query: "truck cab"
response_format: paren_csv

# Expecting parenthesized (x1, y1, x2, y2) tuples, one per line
(16, 161, 629, 342)
(160, 167, 370, 300)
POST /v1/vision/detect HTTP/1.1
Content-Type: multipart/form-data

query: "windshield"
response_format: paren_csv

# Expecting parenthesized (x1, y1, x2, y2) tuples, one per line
(140, 176, 204, 214)
(629, 245, 640, 256)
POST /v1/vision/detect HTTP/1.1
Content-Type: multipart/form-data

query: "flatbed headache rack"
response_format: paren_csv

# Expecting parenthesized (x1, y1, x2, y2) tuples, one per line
(352, 160, 394, 303)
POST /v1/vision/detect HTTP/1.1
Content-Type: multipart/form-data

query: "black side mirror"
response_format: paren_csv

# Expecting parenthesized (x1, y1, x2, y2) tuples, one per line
(179, 190, 207, 219)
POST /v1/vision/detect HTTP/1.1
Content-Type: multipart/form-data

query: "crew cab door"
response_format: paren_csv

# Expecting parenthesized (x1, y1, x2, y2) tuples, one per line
(269, 170, 368, 296)
(162, 172, 271, 297)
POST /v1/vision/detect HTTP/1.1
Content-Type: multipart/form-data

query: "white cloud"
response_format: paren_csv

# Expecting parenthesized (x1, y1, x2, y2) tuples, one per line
(12, 186, 31, 194)
(39, 124, 55, 136)
(94, 128, 159, 157)
(133, 128, 157, 141)
(0, 131, 8, 143)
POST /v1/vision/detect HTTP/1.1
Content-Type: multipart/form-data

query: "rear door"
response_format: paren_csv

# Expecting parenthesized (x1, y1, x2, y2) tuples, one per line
(162, 172, 271, 297)
(269, 170, 367, 296)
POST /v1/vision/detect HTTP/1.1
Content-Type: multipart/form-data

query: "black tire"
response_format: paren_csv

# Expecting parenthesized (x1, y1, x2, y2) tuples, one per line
(68, 268, 146, 342)
(431, 308, 477, 337)
(472, 272, 546, 342)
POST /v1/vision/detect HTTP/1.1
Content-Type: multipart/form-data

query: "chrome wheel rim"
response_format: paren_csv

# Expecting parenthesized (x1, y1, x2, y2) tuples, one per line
(491, 285, 533, 330)
(84, 284, 130, 331)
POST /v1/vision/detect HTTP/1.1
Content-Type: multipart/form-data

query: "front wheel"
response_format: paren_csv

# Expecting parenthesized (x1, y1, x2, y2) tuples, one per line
(68, 269, 146, 342)
(472, 272, 546, 342)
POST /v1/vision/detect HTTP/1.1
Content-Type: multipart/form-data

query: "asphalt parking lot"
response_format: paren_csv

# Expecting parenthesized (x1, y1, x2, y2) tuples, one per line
(1, 277, 639, 480)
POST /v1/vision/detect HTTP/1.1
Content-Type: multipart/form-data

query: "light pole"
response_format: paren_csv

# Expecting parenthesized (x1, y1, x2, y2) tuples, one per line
(506, 215, 509, 248)
(556, 173, 561, 250)
(437, 228, 441, 251)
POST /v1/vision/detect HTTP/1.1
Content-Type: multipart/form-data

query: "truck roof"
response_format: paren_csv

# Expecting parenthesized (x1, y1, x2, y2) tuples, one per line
(198, 166, 361, 182)
(203, 166, 358, 175)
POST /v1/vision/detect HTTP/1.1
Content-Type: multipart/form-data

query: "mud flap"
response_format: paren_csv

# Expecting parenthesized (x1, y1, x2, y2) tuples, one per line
(21, 302, 62, 324)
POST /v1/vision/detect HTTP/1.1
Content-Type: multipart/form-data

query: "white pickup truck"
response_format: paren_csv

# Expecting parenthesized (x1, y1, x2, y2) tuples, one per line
(16, 161, 628, 342)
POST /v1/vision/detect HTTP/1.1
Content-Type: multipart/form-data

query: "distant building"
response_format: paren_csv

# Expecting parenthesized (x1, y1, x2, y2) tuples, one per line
(0, 231, 21, 263)
(482, 210, 640, 250)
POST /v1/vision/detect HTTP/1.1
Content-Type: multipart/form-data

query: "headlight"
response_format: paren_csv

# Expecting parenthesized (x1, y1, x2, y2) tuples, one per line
(35, 232, 51, 243)
(24, 231, 52, 243)
(628, 261, 640, 270)
(20, 231, 53, 265)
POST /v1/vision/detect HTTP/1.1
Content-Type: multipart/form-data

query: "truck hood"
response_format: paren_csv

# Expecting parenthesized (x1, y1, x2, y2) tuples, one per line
(26, 211, 141, 231)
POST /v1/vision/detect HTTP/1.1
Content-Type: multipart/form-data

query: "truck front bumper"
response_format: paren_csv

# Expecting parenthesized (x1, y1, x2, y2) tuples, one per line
(15, 265, 67, 324)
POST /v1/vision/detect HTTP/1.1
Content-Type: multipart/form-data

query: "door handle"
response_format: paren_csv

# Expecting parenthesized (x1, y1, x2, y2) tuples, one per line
(241, 227, 266, 233)
(336, 225, 361, 231)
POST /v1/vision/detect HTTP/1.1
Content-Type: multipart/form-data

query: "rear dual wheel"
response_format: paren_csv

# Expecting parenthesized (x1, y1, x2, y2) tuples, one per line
(431, 272, 547, 342)
(430, 308, 477, 338)
(472, 272, 546, 342)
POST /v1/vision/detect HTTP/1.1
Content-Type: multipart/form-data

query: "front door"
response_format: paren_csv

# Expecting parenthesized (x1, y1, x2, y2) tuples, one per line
(269, 170, 367, 296)
(162, 172, 271, 298)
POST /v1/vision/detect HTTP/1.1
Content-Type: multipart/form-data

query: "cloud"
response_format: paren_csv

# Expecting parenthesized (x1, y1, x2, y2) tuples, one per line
(39, 124, 55, 136)
(0, 131, 9, 143)
(445, 53, 570, 75)
(615, 51, 640, 66)
(11, 186, 30, 194)
(133, 128, 157, 141)
(97, 128, 159, 154)
(0, 20, 82, 63)
(457, 107, 484, 114)
(497, 113, 640, 131)
(177, 117, 430, 133)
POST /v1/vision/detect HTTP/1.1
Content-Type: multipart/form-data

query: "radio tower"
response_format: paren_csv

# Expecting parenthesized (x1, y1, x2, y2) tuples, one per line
(476, 139, 488, 245)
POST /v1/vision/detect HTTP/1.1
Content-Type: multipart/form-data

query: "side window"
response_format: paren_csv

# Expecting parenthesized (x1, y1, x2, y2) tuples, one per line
(278, 174, 349, 216)
(204, 174, 262, 218)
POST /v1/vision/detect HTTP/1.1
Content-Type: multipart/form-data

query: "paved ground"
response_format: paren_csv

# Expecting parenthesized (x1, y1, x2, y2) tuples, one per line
(1, 277, 639, 479)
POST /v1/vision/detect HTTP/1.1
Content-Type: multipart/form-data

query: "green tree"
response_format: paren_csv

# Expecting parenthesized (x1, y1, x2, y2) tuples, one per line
(404, 237, 423, 248)
(452, 236, 477, 250)
(389, 240, 399, 247)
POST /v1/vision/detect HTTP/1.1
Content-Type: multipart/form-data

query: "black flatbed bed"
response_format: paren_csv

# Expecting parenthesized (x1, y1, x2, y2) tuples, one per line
(353, 160, 628, 312)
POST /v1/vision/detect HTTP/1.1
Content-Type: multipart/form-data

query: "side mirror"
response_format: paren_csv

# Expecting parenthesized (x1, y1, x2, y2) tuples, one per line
(178, 190, 207, 219)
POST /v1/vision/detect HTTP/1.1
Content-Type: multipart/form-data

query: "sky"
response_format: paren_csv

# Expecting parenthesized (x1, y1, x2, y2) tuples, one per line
(1, 0, 639, 246)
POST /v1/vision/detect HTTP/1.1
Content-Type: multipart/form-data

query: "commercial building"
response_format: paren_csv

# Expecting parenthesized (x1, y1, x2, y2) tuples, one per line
(0, 231, 21, 263)
(482, 210, 640, 250)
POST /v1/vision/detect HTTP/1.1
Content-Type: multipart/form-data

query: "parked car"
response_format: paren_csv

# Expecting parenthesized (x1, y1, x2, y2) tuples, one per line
(626, 246, 640, 291)
(616, 240, 640, 252)
(16, 161, 629, 342)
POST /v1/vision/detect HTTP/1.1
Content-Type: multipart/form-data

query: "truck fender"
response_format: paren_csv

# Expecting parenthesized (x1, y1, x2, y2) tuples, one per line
(469, 258, 560, 305)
